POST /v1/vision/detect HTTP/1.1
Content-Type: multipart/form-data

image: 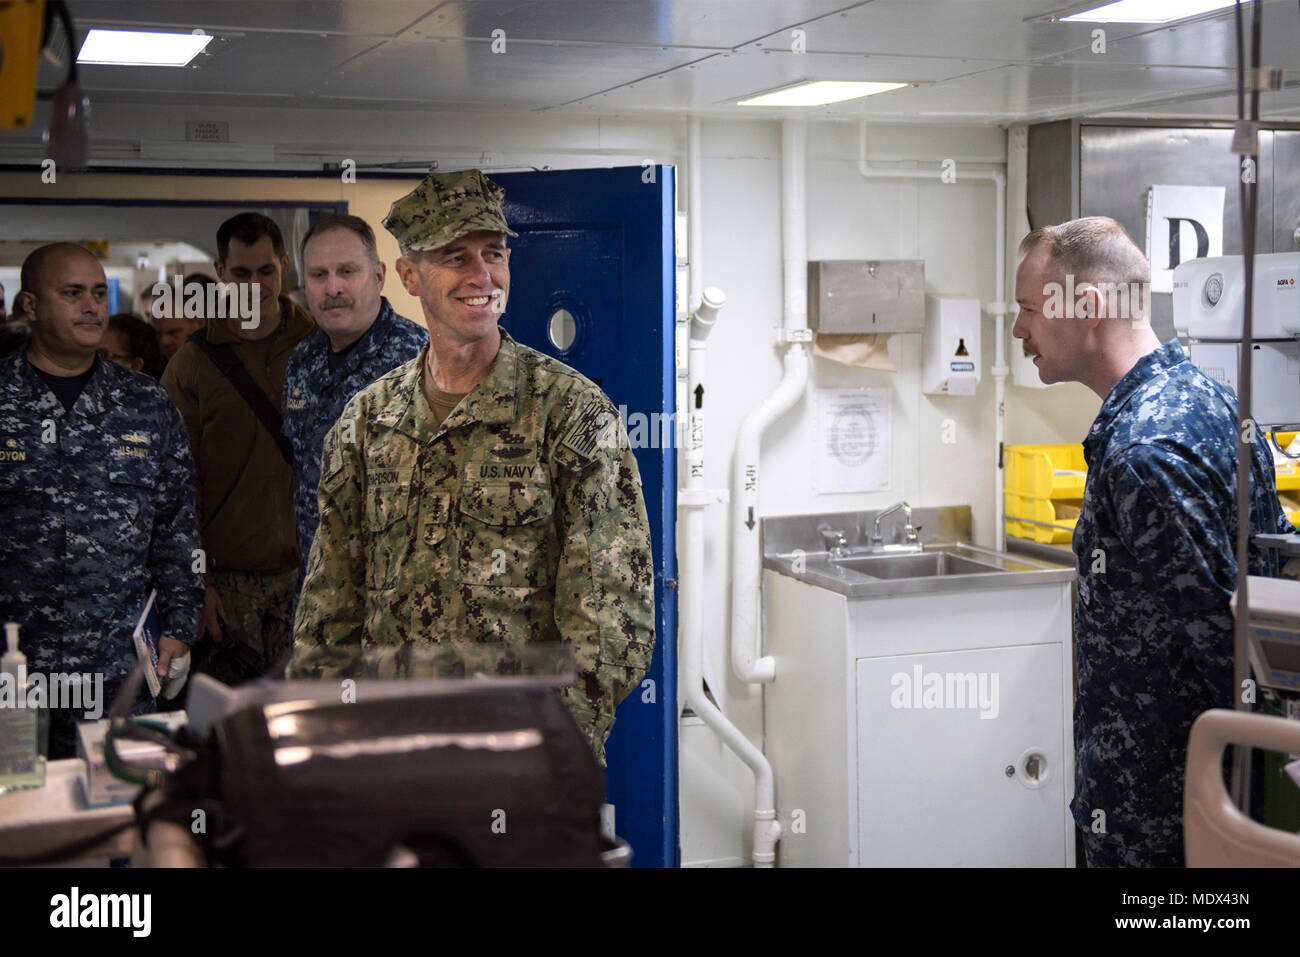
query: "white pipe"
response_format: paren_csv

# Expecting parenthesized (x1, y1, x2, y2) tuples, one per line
(682, 297, 780, 867)
(857, 121, 940, 181)
(728, 361, 808, 687)
(688, 117, 704, 316)
(990, 133, 1013, 553)
(730, 119, 811, 688)
(857, 119, 1008, 550)
(720, 119, 812, 866)
(680, 116, 781, 867)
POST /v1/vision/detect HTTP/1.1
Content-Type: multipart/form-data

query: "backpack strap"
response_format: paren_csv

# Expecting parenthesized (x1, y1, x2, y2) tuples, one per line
(191, 328, 294, 468)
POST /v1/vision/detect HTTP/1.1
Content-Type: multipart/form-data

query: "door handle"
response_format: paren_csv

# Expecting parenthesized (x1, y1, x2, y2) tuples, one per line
(1009, 748, 1052, 789)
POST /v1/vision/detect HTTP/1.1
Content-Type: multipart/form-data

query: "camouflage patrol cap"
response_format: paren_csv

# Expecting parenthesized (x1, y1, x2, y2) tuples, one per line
(383, 169, 518, 253)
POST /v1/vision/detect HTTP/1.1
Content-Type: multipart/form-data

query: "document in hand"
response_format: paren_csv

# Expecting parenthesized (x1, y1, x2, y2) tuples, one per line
(132, 589, 161, 699)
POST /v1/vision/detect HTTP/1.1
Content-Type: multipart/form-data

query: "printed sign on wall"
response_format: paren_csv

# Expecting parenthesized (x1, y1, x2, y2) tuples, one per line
(816, 387, 891, 493)
(1145, 185, 1225, 293)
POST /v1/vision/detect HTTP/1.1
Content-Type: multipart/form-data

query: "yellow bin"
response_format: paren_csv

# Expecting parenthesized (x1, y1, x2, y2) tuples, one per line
(1004, 444, 1087, 543)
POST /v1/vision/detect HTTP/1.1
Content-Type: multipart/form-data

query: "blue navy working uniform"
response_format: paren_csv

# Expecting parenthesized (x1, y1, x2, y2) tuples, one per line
(0, 351, 204, 757)
(281, 297, 426, 590)
(1070, 338, 1291, 867)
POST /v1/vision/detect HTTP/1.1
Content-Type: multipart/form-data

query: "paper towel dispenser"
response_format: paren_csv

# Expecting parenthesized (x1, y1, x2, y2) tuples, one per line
(807, 260, 925, 334)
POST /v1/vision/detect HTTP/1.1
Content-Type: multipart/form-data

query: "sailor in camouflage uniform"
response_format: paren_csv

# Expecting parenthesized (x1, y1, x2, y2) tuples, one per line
(0, 244, 203, 758)
(290, 171, 656, 764)
(282, 214, 426, 594)
(1013, 217, 1290, 867)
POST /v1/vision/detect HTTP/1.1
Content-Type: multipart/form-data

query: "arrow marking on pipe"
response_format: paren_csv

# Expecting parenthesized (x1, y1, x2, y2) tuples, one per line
(694, 384, 704, 409)
(746, 507, 755, 531)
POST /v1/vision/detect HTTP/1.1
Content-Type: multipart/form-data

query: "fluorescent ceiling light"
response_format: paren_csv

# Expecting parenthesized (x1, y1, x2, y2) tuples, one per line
(77, 28, 212, 67)
(1060, 1, 1238, 23)
(738, 81, 907, 107)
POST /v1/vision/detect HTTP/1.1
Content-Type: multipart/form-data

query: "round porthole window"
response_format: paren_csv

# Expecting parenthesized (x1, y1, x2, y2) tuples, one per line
(548, 308, 577, 351)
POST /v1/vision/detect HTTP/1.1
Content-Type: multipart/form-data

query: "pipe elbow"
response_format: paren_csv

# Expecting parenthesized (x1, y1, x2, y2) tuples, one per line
(744, 655, 776, 684)
(691, 286, 726, 341)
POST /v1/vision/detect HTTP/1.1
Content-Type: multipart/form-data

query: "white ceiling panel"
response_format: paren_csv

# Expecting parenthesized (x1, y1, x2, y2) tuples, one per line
(327, 37, 704, 106)
(769, 0, 1102, 63)
(77, 1, 441, 36)
(560, 54, 1260, 125)
(74, 34, 380, 98)
(22, 0, 1300, 122)
(1059, 6, 1300, 71)
(912, 62, 1243, 123)
(405, 0, 858, 46)
(576, 49, 980, 110)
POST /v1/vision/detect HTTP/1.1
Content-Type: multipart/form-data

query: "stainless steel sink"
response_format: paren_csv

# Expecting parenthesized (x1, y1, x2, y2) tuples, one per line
(830, 552, 1003, 579)
(764, 542, 1074, 598)
(761, 509, 1075, 597)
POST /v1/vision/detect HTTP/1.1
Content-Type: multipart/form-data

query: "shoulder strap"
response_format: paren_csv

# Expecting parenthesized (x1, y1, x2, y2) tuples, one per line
(192, 328, 294, 468)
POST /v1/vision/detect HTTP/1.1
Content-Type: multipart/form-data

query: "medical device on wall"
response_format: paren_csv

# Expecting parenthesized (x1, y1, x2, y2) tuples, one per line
(1172, 253, 1300, 429)
(922, 296, 981, 396)
(1231, 577, 1300, 694)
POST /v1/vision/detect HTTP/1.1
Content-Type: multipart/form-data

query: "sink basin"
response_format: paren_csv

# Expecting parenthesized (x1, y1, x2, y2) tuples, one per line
(762, 510, 1077, 597)
(830, 552, 1003, 579)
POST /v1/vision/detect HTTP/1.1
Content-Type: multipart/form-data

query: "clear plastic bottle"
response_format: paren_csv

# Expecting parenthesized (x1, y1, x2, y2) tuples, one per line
(0, 621, 46, 793)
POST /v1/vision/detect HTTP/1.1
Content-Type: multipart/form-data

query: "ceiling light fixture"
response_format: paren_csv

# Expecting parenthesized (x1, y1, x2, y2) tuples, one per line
(738, 80, 907, 107)
(1058, 1, 1240, 23)
(76, 28, 212, 67)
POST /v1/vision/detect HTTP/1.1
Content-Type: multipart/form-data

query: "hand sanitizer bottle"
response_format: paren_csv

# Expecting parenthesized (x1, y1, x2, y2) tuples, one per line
(0, 622, 46, 793)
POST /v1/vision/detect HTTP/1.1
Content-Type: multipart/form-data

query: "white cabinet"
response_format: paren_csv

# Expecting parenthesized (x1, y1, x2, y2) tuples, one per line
(763, 569, 1075, 867)
(857, 645, 1063, 866)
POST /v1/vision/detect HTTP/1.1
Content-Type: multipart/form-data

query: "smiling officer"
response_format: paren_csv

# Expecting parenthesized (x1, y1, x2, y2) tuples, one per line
(289, 170, 655, 764)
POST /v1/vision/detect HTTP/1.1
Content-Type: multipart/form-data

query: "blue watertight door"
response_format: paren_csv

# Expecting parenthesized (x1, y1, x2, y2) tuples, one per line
(495, 166, 678, 868)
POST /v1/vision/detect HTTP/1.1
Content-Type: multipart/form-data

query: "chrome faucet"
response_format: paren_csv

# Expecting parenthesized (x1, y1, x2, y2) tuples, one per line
(817, 523, 851, 558)
(868, 501, 921, 552)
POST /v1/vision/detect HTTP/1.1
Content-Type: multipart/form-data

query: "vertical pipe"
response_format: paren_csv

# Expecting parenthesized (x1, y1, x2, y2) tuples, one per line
(681, 116, 780, 866)
(688, 117, 704, 317)
(730, 119, 809, 685)
(992, 167, 1008, 552)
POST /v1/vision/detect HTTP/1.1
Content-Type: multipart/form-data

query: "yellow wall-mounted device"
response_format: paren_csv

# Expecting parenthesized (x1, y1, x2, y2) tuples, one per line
(0, 0, 47, 129)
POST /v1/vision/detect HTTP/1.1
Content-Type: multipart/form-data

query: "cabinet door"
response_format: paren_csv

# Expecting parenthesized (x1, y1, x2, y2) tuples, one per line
(856, 644, 1065, 866)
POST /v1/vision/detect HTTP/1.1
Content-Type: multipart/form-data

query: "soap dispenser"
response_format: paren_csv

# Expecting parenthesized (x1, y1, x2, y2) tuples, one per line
(0, 622, 46, 793)
(922, 296, 981, 395)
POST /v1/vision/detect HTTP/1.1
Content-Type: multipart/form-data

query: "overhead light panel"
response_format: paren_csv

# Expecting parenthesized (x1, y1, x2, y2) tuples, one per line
(76, 28, 212, 67)
(738, 80, 907, 107)
(1059, 1, 1239, 23)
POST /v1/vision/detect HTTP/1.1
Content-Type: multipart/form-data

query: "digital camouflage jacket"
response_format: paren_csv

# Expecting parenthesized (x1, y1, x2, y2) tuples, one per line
(290, 328, 656, 764)
(0, 351, 204, 714)
(282, 297, 426, 590)
(1070, 338, 1291, 866)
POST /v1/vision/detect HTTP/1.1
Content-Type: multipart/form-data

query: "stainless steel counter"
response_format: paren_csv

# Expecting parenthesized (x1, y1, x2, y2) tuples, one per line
(762, 507, 1076, 598)
(1006, 534, 1079, 569)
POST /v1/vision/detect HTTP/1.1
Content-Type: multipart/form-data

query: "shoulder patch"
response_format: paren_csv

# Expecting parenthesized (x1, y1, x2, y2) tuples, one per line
(561, 398, 609, 461)
(320, 433, 351, 493)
